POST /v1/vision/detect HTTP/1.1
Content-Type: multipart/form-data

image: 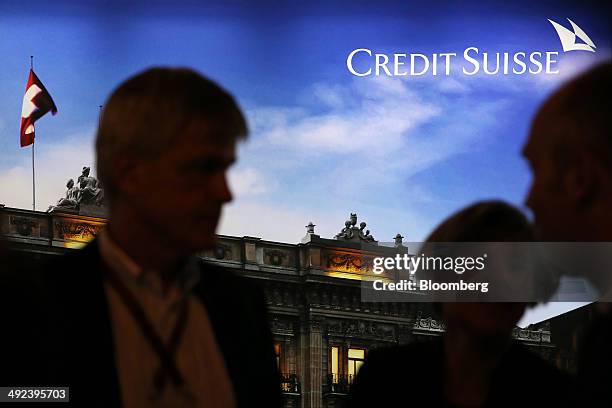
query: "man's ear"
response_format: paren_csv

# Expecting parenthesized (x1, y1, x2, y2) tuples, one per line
(113, 157, 146, 197)
(564, 150, 600, 208)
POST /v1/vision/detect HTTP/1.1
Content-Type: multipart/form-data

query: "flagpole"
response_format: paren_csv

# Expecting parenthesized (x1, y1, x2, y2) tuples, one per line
(30, 55, 35, 211)
(32, 142, 35, 211)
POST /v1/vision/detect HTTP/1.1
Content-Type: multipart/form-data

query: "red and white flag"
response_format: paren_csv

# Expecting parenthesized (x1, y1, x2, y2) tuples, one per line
(20, 69, 58, 147)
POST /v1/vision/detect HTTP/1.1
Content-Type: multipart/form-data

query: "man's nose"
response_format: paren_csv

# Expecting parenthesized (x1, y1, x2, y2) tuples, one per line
(217, 172, 233, 203)
(524, 184, 535, 211)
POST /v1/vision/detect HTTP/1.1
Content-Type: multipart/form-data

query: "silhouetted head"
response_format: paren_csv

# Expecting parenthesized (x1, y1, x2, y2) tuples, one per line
(523, 63, 612, 242)
(425, 201, 535, 337)
(96, 67, 247, 251)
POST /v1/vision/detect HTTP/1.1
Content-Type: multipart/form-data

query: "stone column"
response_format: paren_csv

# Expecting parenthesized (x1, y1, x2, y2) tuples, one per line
(242, 236, 261, 271)
(300, 319, 323, 408)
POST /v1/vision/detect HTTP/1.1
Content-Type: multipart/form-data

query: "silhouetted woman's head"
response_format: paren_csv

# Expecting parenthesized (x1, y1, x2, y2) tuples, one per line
(424, 201, 536, 337)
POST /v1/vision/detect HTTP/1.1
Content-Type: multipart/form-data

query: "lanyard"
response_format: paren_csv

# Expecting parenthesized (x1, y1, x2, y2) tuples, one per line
(105, 266, 190, 393)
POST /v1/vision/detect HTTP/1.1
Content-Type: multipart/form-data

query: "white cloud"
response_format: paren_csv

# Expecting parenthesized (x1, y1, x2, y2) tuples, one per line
(0, 74, 508, 247)
(533, 48, 611, 86)
(312, 83, 346, 110)
(259, 78, 500, 176)
(436, 77, 471, 93)
(218, 201, 348, 243)
(228, 167, 274, 197)
(222, 74, 518, 247)
(247, 106, 307, 134)
(442, 49, 612, 94)
(255, 76, 441, 158)
(232, 75, 509, 239)
(0, 128, 96, 211)
(218, 198, 434, 244)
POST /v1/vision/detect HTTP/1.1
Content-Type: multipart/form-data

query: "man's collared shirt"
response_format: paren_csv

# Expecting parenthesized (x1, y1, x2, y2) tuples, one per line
(98, 230, 235, 408)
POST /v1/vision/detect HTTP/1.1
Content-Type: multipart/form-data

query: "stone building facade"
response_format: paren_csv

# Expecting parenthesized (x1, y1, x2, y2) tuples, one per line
(0, 205, 557, 408)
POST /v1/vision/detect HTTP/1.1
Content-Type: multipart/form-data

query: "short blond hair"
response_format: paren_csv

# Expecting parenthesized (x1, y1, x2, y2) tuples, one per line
(95, 67, 247, 203)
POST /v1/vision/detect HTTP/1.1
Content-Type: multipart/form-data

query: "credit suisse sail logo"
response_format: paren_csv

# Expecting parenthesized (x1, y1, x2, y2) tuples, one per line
(346, 18, 597, 77)
(548, 18, 596, 52)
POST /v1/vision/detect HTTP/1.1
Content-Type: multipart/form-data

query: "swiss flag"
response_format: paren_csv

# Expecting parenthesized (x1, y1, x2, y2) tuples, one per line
(20, 69, 58, 147)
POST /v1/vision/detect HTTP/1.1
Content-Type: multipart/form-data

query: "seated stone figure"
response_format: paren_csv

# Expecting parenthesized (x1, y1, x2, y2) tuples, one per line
(77, 167, 104, 206)
(52, 178, 80, 211)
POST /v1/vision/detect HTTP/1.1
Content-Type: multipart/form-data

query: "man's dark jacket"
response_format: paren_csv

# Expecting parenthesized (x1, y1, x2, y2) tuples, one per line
(345, 339, 576, 408)
(577, 309, 612, 408)
(0, 242, 282, 407)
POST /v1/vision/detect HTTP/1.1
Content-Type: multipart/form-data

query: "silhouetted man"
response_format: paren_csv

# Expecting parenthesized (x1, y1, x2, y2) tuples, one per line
(346, 202, 573, 408)
(522, 62, 611, 407)
(1, 68, 281, 407)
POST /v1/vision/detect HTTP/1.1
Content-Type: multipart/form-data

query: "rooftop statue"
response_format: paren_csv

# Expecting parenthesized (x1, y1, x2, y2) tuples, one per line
(50, 178, 80, 212)
(48, 166, 106, 214)
(76, 166, 104, 206)
(334, 213, 377, 243)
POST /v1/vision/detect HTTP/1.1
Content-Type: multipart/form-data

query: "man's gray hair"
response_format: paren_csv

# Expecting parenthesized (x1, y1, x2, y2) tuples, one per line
(95, 67, 248, 204)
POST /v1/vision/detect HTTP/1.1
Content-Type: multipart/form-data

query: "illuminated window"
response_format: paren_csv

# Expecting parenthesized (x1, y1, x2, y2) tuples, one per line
(274, 343, 281, 369)
(347, 348, 365, 378)
(331, 346, 339, 377)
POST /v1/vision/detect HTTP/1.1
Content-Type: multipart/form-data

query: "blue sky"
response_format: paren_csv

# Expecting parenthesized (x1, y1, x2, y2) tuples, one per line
(0, 0, 609, 246)
(1, 0, 609, 324)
